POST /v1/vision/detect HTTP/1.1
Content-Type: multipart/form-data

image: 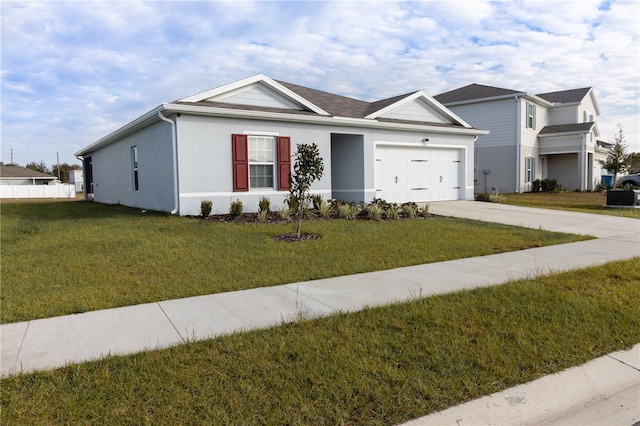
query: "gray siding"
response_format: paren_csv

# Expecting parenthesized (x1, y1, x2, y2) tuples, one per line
(91, 121, 175, 212)
(448, 99, 516, 148)
(548, 154, 580, 190)
(548, 105, 577, 125)
(475, 145, 517, 193)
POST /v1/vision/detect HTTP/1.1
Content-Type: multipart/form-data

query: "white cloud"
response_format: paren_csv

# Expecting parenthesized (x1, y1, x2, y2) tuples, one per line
(1, 0, 638, 167)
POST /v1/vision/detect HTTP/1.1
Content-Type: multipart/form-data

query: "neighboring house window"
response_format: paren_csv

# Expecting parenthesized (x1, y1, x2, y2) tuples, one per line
(131, 146, 139, 191)
(583, 111, 593, 122)
(525, 156, 535, 183)
(526, 103, 536, 129)
(232, 134, 291, 192)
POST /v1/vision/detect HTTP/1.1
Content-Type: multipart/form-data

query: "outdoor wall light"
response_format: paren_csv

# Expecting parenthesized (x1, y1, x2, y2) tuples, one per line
(422, 138, 429, 142)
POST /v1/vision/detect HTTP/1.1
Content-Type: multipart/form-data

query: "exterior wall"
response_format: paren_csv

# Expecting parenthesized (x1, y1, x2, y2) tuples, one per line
(331, 133, 365, 202)
(447, 99, 516, 148)
(475, 145, 517, 193)
(175, 115, 334, 215)
(547, 154, 580, 190)
(90, 121, 175, 212)
(548, 105, 577, 125)
(447, 99, 517, 194)
(175, 114, 477, 214)
(539, 134, 584, 155)
(519, 144, 540, 193)
(578, 93, 597, 122)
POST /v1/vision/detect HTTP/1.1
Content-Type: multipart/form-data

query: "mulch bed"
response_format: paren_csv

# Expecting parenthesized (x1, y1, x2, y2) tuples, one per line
(187, 210, 430, 242)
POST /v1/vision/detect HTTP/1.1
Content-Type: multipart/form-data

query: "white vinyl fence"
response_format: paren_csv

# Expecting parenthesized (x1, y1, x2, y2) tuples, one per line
(1, 184, 77, 199)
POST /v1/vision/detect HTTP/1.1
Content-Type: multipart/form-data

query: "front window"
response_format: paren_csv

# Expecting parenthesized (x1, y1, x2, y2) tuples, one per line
(525, 156, 536, 183)
(248, 136, 274, 188)
(526, 103, 536, 129)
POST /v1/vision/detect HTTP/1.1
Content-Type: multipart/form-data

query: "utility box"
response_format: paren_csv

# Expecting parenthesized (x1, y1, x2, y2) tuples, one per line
(606, 189, 640, 206)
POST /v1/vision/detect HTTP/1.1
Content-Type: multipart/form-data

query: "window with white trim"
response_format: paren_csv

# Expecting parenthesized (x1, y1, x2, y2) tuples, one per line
(131, 146, 139, 191)
(525, 156, 535, 183)
(248, 135, 275, 188)
(526, 103, 536, 129)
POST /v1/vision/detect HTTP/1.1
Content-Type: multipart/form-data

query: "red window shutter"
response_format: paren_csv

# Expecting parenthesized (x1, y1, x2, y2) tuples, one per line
(232, 134, 249, 192)
(277, 136, 291, 191)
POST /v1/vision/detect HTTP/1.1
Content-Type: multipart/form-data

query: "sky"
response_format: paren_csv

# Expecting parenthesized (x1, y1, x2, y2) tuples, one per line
(1, 0, 639, 168)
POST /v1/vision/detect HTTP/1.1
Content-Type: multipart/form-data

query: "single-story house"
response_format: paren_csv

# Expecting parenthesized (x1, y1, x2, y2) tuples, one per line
(75, 74, 488, 215)
(434, 84, 604, 192)
(0, 164, 58, 185)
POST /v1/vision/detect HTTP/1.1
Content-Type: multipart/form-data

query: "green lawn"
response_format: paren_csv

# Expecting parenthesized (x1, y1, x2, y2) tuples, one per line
(501, 191, 640, 218)
(1, 200, 589, 323)
(2, 259, 638, 425)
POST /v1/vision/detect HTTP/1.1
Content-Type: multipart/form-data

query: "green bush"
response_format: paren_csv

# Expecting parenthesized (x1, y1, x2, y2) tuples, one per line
(200, 200, 213, 217)
(532, 179, 542, 192)
(364, 202, 383, 220)
(337, 202, 360, 220)
(316, 197, 334, 218)
(542, 178, 558, 192)
(258, 196, 270, 214)
(401, 203, 417, 219)
(278, 205, 291, 220)
(385, 203, 402, 220)
(230, 199, 243, 217)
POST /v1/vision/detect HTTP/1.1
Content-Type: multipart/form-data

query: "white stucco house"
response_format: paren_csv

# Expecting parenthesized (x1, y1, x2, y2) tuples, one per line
(434, 84, 605, 193)
(75, 74, 488, 215)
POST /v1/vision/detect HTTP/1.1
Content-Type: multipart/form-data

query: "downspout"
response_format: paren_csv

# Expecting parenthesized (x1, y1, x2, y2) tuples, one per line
(515, 96, 521, 193)
(158, 111, 180, 215)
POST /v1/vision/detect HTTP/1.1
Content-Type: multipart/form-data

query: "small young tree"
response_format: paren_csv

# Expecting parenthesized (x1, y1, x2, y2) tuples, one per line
(289, 143, 324, 238)
(600, 124, 629, 186)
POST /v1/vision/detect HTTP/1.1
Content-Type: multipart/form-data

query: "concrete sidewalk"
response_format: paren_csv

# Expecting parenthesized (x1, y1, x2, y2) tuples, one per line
(1, 202, 638, 422)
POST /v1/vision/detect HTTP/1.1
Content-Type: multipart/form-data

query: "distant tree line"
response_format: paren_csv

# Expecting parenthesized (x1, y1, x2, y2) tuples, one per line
(23, 161, 82, 184)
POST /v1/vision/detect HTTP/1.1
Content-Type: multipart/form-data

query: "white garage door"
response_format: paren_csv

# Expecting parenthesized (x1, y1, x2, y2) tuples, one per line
(375, 145, 462, 203)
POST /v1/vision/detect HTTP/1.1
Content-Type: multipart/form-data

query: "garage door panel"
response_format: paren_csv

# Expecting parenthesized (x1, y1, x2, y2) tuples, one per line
(375, 145, 462, 203)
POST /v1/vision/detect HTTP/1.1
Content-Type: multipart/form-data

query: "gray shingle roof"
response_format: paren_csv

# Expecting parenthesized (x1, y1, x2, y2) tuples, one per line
(434, 83, 521, 104)
(536, 87, 591, 104)
(276, 80, 371, 118)
(0, 164, 56, 179)
(538, 122, 594, 135)
(172, 78, 468, 128)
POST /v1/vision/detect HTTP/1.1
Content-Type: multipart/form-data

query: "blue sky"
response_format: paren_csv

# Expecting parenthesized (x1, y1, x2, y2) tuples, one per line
(2, 0, 639, 168)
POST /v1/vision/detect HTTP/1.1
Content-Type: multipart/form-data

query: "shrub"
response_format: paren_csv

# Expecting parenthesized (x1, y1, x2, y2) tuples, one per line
(257, 209, 268, 222)
(316, 198, 334, 218)
(475, 193, 491, 202)
(278, 205, 291, 220)
(542, 178, 558, 193)
(401, 203, 417, 219)
(364, 202, 383, 220)
(422, 203, 430, 215)
(229, 199, 243, 217)
(258, 196, 270, 214)
(337, 202, 360, 220)
(285, 194, 298, 214)
(385, 203, 402, 220)
(200, 200, 213, 217)
(532, 179, 542, 192)
(311, 194, 323, 210)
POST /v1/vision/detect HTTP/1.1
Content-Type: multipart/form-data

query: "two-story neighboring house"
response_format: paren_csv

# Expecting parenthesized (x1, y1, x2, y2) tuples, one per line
(434, 84, 601, 193)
